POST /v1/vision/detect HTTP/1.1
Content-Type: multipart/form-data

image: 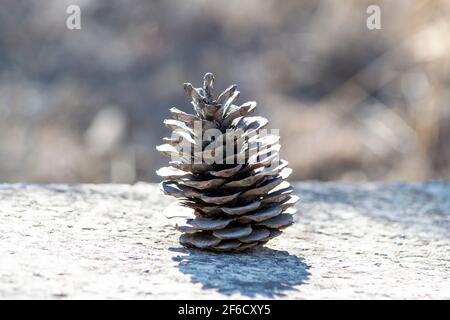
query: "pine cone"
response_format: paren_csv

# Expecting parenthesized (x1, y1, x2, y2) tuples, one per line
(156, 73, 298, 252)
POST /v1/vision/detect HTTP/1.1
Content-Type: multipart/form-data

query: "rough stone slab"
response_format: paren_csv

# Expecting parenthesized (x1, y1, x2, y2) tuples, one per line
(0, 182, 449, 299)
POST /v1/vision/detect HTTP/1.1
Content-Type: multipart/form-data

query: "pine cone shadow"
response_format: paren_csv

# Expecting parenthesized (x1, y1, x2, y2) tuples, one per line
(170, 247, 310, 298)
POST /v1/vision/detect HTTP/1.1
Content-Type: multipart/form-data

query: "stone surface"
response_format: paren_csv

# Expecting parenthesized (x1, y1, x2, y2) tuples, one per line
(0, 182, 449, 299)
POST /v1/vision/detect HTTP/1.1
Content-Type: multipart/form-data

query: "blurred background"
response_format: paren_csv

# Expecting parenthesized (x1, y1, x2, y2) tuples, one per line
(0, 0, 449, 183)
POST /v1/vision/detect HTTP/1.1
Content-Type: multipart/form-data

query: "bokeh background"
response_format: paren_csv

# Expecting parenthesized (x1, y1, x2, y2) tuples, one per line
(0, 0, 449, 183)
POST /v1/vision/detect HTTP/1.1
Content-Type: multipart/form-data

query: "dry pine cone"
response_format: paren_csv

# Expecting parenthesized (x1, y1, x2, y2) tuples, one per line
(157, 73, 298, 252)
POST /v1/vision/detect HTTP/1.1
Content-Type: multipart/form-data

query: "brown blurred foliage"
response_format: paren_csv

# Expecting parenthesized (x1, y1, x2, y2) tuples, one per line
(0, 0, 449, 183)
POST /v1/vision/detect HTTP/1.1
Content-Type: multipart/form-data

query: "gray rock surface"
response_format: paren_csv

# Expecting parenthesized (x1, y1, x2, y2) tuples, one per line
(0, 182, 449, 299)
